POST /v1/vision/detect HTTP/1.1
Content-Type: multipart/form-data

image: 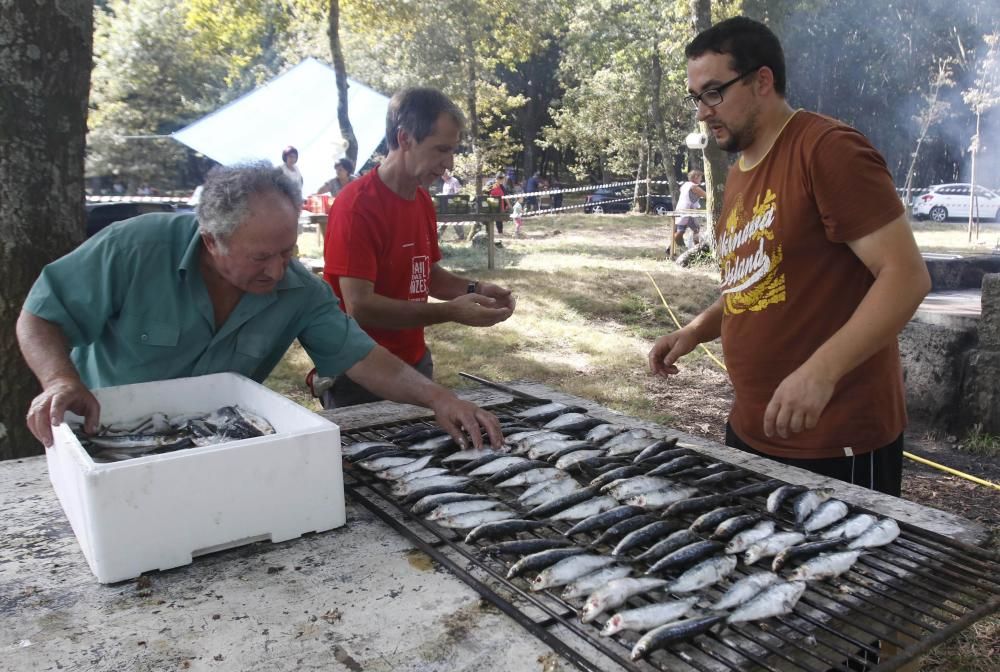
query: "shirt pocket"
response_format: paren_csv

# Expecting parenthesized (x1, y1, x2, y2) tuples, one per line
(235, 332, 269, 361)
(136, 321, 179, 348)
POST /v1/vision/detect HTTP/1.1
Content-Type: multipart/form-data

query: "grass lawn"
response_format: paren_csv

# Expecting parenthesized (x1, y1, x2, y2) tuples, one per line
(266, 213, 726, 420)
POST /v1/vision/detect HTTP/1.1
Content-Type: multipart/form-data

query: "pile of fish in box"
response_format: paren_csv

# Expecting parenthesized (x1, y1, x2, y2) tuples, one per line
(70, 406, 276, 463)
(345, 402, 901, 663)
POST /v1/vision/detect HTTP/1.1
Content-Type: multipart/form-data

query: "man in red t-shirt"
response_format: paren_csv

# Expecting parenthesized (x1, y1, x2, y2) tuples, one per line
(323, 87, 515, 408)
(647, 18, 930, 495)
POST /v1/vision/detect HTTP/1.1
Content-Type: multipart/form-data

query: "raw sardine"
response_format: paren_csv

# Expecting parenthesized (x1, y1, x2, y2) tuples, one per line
(376, 454, 435, 480)
(646, 540, 724, 574)
(561, 566, 633, 599)
(580, 578, 668, 623)
(744, 532, 807, 566)
(792, 488, 836, 523)
(601, 597, 698, 636)
(425, 499, 503, 520)
(821, 513, 877, 540)
(710, 513, 764, 541)
(725, 520, 776, 554)
(506, 547, 588, 579)
(589, 465, 646, 489)
(531, 555, 617, 591)
(626, 486, 700, 510)
(630, 614, 725, 661)
(468, 456, 530, 476)
(771, 538, 845, 572)
(526, 486, 601, 518)
(726, 581, 807, 624)
(481, 538, 574, 557)
(612, 520, 687, 556)
(592, 514, 661, 547)
(463, 518, 548, 544)
(847, 518, 900, 549)
(518, 478, 581, 506)
(602, 475, 676, 499)
(411, 492, 490, 515)
(563, 505, 645, 537)
(689, 506, 746, 533)
(358, 455, 417, 472)
(788, 550, 862, 581)
(711, 572, 783, 610)
(635, 530, 701, 562)
(585, 424, 627, 444)
(435, 509, 515, 529)
(496, 467, 568, 488)
(802, 499, 849, 532)
(766, 484, 808, 514)
(668, 555, 737, 593)
(548, 496, 618, 521)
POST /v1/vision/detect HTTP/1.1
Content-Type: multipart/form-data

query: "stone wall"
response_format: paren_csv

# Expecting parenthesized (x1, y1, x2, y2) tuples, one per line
(900, 262, 1000, 434)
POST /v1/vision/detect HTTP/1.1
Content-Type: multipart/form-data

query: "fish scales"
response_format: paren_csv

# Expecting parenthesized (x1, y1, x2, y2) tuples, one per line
(464, 519, 547, 544)
(612, 520, 687, 556)
(789, 550, 862, 581)
(792, 488, 836, 523)
(710, 513, 764, 540)
(435, 509, 515, 529)
(592, 514, 661, 547)
(662, 492, 734, 517)
(689, 505, 745, 532)
(526, 486, 601, 518)
(481, 538, 574, 557)
(589, 465, 646, 489)
(725, 520, 776, 554)
(766, 484, 809, 513)
(627, 486, 700, 510)
(711, 572, 783, 610)
(847, 518, 900, 549)
(630, 614, 726, 661)
(564, 505, 645, 537)
(744, 532, 807, 566)
(635, 529, 701, 562)
(632, 438, 683, 463)
(727, 581, 807, 624)
(411, 492, 491, 515)
(548, 496, 617, 521)
(561, 566, 633, 599)
(771, 538, 845, 572)
(802, 499, 850, 532)
(822, 513, 877, 540)
(668, 555, 737, 593)
(485, 459, 550, 482)
(507, 547, 588, 579)
(646, 540, 724, 575)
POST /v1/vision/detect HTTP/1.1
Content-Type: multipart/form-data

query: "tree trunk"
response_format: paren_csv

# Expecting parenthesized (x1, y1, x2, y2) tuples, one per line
(328, 0, 358, 168)
(649, 47, 679, 204)
(690, 0, 727, 241)
(903, 61, 950, 208)
(0, 0, 93, 460)
(968, 113, 980, 242)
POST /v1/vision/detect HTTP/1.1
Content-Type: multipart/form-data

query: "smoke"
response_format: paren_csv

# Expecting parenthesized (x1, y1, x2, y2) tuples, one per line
(774, 0, 1000, 189)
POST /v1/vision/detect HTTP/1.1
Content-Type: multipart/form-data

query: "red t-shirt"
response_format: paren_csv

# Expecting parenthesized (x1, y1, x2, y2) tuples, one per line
(323, 168, 442, 365)
(718, 111, 907, 460)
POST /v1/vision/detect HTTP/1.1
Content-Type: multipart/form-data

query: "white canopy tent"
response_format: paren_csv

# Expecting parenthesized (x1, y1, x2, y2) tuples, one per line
(173, 58, 389, 194)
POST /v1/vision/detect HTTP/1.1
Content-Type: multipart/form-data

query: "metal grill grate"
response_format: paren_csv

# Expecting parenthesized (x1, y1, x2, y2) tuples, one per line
(340, 397, 1000, 672)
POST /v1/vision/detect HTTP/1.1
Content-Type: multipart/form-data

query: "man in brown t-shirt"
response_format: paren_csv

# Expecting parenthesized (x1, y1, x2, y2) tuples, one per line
(648, 17, 930, 495)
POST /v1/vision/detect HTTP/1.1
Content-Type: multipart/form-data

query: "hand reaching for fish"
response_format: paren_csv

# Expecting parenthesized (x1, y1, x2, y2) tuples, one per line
(26, 375, 100, 447)
(428, 392, 503, 450)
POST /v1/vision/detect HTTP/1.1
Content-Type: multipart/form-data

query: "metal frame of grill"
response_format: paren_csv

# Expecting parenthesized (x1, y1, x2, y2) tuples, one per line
(339, 395, 1000, 672)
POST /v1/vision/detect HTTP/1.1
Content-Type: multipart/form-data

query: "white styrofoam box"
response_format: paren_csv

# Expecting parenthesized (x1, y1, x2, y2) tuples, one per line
(45, 372, 343, 583)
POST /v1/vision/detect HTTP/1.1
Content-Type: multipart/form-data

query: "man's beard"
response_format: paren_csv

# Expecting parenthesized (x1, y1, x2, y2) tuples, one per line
(716, 106, 759, 154)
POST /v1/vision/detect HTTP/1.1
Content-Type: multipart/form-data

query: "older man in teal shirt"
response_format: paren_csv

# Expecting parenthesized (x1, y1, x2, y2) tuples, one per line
(18, 163, 502, 449)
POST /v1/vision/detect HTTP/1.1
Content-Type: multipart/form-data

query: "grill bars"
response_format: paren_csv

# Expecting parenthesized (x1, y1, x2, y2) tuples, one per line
(340, 399, 1000, 672)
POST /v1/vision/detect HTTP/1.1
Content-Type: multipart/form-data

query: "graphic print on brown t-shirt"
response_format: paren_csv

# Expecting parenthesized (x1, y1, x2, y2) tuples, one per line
(718, 189, 786, 315)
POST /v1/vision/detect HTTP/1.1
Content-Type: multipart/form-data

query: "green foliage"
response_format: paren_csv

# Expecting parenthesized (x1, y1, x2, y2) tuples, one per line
(959, 423, 1000, 457)
(88, 0, 231, 189)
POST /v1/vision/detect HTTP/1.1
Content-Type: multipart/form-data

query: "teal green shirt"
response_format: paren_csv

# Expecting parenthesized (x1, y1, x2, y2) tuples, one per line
(24, 212, 375, 389)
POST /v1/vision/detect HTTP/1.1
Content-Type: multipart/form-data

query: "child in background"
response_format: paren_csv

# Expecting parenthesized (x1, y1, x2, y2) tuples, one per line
(512, 197, 525, 237)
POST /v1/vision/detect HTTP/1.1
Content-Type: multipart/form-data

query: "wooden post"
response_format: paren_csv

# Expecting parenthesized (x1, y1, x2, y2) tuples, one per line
(487, 216, 496, 270)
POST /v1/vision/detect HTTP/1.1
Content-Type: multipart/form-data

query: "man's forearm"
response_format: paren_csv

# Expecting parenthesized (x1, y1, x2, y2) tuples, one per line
(803, 264, 929, 383)
(428, 264, 474, 300)
(686, 297, 725, 343)
(345, 346, 449, 408)
(348, 292, 456, 330)
(16, 310, 81, 387)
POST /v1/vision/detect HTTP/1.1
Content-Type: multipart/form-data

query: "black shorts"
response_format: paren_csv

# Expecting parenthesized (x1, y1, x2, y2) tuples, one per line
(725, 423, 903, 496)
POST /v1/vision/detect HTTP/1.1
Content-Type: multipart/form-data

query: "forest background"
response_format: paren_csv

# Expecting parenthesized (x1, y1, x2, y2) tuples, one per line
(86, 0, 1000, 200)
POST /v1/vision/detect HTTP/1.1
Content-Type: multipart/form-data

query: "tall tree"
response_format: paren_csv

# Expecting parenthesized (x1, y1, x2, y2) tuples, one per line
(962, 31, 1000, 241)
(903, 59, 954, 207)
(690, 0, 729, 226)
(328, 0, 358, 167)
(0, 0, 93, 459)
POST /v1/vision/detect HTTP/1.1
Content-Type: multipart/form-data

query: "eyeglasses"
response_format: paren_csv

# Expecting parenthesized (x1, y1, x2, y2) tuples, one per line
(684, 67, 761, 111)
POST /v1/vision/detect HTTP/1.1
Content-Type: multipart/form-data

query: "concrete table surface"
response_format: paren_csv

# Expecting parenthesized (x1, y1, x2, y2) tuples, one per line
(1, 381, 988, 672)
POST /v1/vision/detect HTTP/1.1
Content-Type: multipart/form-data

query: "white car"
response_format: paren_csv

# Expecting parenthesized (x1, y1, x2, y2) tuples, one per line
(912, 183, 1000, 222)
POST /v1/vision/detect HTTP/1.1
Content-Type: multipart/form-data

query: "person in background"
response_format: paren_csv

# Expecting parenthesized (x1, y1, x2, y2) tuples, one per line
(648, 16, 930, 495)
(673, 169, 706, 253)
(280, 146, 304, 192)
(524, 172, 541, 211)
(322, 87, 516, 409)
(511, 196, 525, 237)
(18, 163, 502, 450)
(488, 172, 508, 235)
(550, 177, 564, 209)
(440, 169, 461, 195)
(317, 158, 355, 197)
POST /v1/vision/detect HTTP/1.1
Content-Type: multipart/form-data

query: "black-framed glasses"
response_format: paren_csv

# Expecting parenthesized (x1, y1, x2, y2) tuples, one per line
(684, 67, 761, 111)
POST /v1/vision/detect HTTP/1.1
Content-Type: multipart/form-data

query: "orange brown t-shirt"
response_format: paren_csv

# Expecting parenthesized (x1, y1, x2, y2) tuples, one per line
(718, 110, 907, 460)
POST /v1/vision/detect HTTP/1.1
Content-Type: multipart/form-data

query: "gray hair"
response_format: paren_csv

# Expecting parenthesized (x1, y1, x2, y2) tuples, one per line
(385, 87, 466, 150)
(196, 162, 302, 242)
